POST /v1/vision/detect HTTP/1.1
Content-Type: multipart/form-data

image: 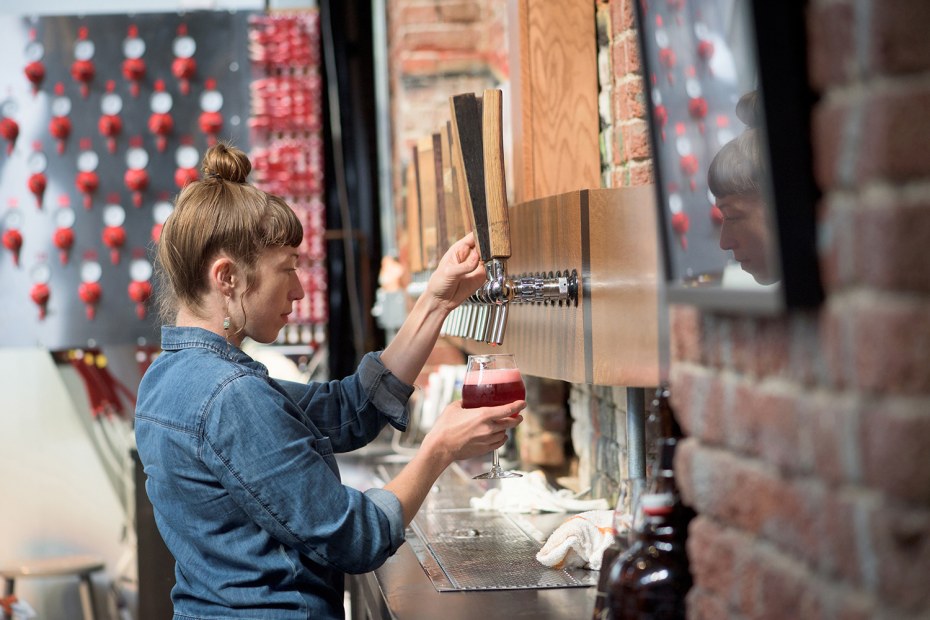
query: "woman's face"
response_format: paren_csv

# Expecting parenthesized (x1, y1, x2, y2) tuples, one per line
(238, 245, 305, 344)
(717, 192, 777, 284)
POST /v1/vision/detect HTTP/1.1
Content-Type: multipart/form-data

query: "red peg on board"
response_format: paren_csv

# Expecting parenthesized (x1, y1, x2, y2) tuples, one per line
(671, 211, 690, 250)
(28, 172, 46, 208)
(53, 226, 74, 264)
(71, 26, 96, 99)
(79, 281, 102, 320)
(171, 24, 197, 96)
(0, 117, 19, 155)
(98, 81, 123, 154)
(25, 61, 46, 94)
(198, 78, 223, 145)
(149, 80, 174, 153)
(128, 280, 152, 320)
(3, 228, 23, 266)
(125, 169, 149, 207)
(76, 141, 99, 209)
(121, 24, 147, 98)
(102, 225, 126, 265)
(688, 96, 708, 135)
(125, 141, 150, 207)
(50, 83, 72, 155)
(76, 171, 99, 209)
(31, 283, 50, 320)
(24, 29, 46, 95)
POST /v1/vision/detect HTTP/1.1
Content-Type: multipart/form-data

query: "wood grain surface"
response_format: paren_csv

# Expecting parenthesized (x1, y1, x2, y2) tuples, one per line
(416, 134, 439, 268)
(453, 187, 660, 387)
(510, 0, 600, 204)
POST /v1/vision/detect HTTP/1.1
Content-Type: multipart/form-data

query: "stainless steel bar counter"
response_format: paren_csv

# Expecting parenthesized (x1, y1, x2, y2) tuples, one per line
(339, 453, 598, 620)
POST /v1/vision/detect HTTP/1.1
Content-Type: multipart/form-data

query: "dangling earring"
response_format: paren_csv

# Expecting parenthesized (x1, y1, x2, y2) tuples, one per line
(223, 297, 231, 343)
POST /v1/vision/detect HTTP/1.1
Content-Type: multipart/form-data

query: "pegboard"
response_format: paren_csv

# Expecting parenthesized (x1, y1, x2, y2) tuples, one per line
(0, 11, 254, 349)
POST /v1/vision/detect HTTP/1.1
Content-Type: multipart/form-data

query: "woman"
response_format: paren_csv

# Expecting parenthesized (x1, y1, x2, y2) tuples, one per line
(707, 91, 779, 286)
(135, 143, 524, 619)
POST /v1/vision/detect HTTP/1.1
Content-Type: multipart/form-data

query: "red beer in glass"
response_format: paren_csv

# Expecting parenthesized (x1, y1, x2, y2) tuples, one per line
(462, 354, 524, 479)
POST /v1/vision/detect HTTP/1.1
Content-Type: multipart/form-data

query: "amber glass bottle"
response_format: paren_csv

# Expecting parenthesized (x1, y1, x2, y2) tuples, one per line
(605, 439, 693, 619)
(591, 478, 644, 619)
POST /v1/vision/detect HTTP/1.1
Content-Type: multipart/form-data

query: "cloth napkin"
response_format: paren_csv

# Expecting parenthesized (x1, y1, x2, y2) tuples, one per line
(469, 470, 610, 514)
(535, 509, 618, 571)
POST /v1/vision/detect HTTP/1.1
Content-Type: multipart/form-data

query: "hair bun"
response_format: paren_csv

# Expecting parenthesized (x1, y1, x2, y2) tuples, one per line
(735, 90, 763, 128)
(201, 142, 251, 183)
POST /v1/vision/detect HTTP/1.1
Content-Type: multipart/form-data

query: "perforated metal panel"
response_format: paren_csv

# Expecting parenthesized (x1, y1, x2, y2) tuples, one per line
(409, 509, 594, 592)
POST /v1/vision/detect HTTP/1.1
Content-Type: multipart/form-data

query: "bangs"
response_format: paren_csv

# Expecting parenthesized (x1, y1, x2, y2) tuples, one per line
(259, 194, 303, 248)
(707, 129, 764, 199)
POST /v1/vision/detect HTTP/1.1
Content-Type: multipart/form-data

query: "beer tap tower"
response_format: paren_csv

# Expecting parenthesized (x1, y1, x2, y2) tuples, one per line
(443, 89, 578, 345)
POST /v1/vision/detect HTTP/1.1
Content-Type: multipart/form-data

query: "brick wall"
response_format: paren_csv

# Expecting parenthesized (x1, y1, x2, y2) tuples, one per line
(655, 0, 930, 617)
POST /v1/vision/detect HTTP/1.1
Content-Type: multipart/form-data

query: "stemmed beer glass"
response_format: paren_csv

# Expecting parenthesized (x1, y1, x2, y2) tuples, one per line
(462, 353, 525, 479)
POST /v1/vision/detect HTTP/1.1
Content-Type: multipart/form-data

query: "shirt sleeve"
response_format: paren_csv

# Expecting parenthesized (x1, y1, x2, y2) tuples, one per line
(275, 351, 413, 451)
(200, 373, 407, 574)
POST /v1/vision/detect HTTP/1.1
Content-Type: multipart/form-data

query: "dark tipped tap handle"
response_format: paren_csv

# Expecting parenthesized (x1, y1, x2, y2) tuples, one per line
(449, 92, 491, 263)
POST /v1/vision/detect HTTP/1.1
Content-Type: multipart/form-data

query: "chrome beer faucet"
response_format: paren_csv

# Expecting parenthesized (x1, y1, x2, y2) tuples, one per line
(441, 89, 578, 346)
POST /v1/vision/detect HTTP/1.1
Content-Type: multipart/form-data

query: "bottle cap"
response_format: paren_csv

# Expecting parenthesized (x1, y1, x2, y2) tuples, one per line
(640, 492, 674, 516)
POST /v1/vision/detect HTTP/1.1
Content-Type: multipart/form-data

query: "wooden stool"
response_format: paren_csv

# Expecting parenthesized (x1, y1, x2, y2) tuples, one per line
(0, 555, 104, 620)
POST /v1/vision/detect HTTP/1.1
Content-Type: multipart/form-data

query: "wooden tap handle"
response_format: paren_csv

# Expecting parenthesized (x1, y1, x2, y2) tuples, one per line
(482, 88, 511, 259)
(449, 92, 491, 263)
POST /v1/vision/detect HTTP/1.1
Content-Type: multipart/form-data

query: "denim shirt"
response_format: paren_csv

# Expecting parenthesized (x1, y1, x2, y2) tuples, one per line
(135, 326, 412, 619)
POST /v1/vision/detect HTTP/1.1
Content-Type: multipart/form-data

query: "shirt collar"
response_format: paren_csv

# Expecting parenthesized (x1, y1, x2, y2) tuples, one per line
(160, 325, 256, 365)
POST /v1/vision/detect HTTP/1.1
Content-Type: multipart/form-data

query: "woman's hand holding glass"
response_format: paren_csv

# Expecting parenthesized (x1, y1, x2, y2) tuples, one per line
(423, 391, 524, 467)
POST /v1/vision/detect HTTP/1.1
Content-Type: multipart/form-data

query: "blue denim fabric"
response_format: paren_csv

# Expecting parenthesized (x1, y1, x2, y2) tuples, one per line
(135, 326, 412, 619)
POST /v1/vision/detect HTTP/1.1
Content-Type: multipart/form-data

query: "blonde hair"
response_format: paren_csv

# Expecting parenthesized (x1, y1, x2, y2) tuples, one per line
(154, 143, 302, 324)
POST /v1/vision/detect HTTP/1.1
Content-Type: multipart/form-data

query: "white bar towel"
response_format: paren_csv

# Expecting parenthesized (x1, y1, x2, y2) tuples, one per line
(536, 509, 627, 571)
(469, 470, 609, 514)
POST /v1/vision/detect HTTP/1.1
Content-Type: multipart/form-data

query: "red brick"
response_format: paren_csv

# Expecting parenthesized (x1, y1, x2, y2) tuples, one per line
(621, 118, 650, 161)
(751, 381, 804, 474)
(399, 2, 482, 25)
(871, 502, 930, 613)
(817, 194, 857, 292)
(854, 192, 930, 293)
(805, 392, 862, 485)
(752, 547, 810, 620)
(611, 39, 629, 82)
(861, 397, 930, 503)
(859, 84, 930, 183)
(726, 377, 764, 455)
(785, 312, 824, 388)
(819, 489, 877, 587)
(685, 587, 730, 620)
(610, 0, 635, 34)
(811, 97, 850, 192)
(686, 516, 739, 599)
(670, 305, 702, 364)
(870, 0, 930, 75)
(806, 0, 856, 90)
(736, 317, 793, 379)
(616, 77, 645, 121)
(401, 24, 486, 52)
(850, 294, 930, 395)
(819, 299, 854, 391)
(623, 34, 641, 76)
(669, 365, 727, 447)
(627, 160, 653, 186)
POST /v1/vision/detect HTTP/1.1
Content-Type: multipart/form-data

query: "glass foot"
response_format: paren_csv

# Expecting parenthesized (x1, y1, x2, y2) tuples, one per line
(473, 468, 522, 480)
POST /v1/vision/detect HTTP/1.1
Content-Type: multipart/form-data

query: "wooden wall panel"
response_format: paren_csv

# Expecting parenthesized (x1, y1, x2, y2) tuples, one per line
(456, 187, 659, 387)
(416, 134, 439, 268)
(510, 0, 601, 204)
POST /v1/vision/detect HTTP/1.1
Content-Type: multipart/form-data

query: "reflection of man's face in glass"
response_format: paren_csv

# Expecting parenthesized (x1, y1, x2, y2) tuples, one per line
(717, 192, 776, 284)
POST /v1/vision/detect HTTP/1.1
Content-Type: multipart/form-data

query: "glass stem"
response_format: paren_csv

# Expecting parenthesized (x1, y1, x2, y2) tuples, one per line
(491, 449, 502, 473)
